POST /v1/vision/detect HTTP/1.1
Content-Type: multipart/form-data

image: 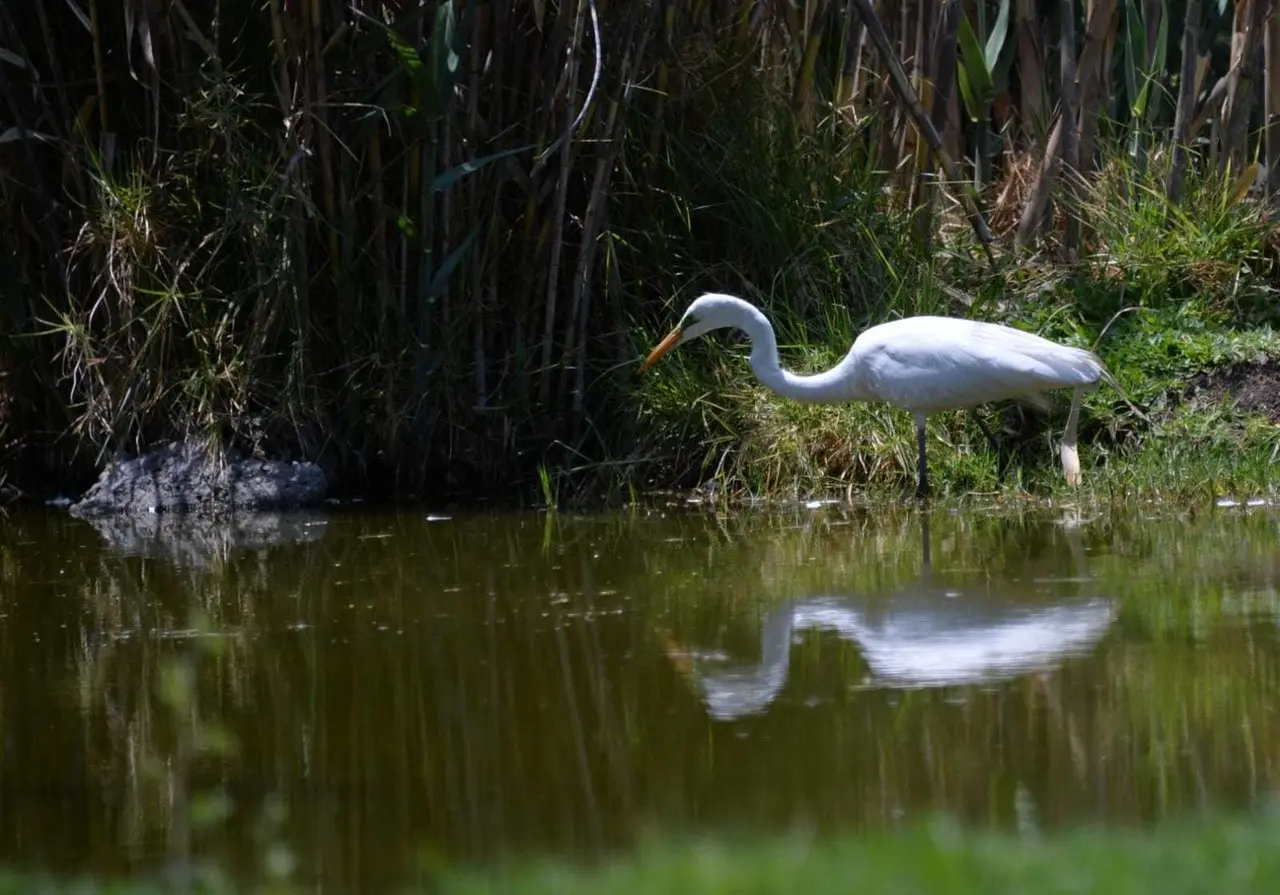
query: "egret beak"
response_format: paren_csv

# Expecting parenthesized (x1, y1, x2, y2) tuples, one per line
(639, 326, 684, 373)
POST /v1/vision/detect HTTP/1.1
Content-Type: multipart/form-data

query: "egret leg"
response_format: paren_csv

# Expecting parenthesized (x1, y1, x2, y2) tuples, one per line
(1060, 385, 1083, 486)
(972, 411, 1008, 482)
(919, 512, 932, 577)
(915, 411, 929, 501)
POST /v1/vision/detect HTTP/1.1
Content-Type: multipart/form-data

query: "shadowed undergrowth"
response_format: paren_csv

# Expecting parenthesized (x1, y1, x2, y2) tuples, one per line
(7, 814, 1278, 893)
(437, 814, 1280, 894)
(2, 2, 1279, 505)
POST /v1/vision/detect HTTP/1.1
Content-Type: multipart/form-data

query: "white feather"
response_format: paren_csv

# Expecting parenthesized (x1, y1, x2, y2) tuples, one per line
(848, 317, 1105, 412)
(644, 294, 1117, 494)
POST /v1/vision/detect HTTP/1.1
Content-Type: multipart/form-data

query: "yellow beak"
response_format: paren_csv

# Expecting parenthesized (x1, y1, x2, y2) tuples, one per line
(639, 326, 684, 373)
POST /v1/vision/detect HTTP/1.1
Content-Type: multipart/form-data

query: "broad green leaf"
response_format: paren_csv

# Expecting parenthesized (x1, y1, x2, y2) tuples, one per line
(429, 0, 460, 85)
(956, 16, 994, 118)
(956, 65, 979, 124)
(1149, 0, 1169, 95)
(991, 12, 1018, 89)
(1226, 163, 1259, 206)
(421, 0, 475, 122)
(0, 127, 56, 145)
(431, 144, 537, 192)
(1127, 0, 1168, 123)
(61, 0, 92, 32)
(1123, 0, 1143, 116)
(984, 0, 1011, 72)
(1132, 78, 1152, 119)
(1140, 0, 1170, 126)
(426, 227, 480, 299)
(1154, 0, 1169, 69)
(386, 30, 422, 72)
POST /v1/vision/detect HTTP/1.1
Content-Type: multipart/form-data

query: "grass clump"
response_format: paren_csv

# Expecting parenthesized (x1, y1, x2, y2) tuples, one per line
(628, 131, 1280, 504)
(5, 814, 1279, 893)
(52, 84, 302, 458)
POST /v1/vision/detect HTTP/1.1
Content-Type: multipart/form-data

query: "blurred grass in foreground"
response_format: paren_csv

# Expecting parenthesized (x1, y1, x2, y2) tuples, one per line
(8, 813, 1277, 893)
(438, 814, 1280, 894)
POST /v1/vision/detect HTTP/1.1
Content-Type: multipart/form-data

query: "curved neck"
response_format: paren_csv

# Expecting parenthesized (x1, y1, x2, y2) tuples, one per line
(736, 304, 859, 403)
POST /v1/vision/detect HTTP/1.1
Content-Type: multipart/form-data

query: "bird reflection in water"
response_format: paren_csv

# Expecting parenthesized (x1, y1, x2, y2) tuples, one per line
(660, 515, 1115, 722)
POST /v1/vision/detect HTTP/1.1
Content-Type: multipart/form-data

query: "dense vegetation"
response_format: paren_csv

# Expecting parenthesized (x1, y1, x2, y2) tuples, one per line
(2, 0, 1279, 502)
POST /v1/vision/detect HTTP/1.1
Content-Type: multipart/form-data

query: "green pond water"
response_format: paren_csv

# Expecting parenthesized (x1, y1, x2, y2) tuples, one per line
(1, 501, 1279, 891)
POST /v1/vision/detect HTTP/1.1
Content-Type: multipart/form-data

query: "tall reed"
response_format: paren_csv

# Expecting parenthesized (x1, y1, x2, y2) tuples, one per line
(0, 0, 1276, 498)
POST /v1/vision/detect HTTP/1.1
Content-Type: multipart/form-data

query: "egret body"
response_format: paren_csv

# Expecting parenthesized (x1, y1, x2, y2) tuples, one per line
(640, 293, 1108, 498)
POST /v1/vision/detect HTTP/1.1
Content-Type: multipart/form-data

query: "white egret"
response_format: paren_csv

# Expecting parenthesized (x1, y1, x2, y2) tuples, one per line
(639, 293, 1113, 498)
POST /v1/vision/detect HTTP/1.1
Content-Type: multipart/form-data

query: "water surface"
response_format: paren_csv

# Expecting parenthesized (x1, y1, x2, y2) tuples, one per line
(2, 502, 1279, 890)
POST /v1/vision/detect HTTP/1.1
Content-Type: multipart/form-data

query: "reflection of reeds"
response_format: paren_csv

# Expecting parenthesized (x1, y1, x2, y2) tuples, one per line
(1, 507, 1279, 885)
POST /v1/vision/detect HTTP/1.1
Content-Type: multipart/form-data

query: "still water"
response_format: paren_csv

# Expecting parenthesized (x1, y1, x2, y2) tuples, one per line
(2, 502, 1280, 890)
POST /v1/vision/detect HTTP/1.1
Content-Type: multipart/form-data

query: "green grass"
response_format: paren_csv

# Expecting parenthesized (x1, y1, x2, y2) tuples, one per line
(623, 134, 1280, 507)
(630, 308, 1280, 506)
(439, 814, 1280, 893)
(7, 814, 1280, 893)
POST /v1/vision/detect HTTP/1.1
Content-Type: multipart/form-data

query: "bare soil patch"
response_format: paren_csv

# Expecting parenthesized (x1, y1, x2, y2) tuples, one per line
(1187, 360, 1280, 423)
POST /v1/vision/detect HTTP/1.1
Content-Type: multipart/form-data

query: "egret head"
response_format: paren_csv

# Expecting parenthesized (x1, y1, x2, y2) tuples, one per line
(639, 294, 749, 372)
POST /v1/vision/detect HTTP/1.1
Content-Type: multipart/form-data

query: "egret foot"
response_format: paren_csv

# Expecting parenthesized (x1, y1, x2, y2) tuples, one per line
(915, 411, 929, 501)
(1060, 442, 1081, 486)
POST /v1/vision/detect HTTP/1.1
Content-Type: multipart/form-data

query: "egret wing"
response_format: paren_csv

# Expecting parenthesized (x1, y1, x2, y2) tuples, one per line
(853, 318, 1103, 412)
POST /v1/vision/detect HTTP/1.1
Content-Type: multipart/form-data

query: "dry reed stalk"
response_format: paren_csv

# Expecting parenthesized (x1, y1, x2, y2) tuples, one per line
(1014, 0, 1045, 145)
(87, 0, 108, 159)
(837, 3, 868, 116)
(988, 149, 1038, 234)
(793, 0, 831, 127)
(849, 0, 996, 263)
(1074, 0, 1119, 184)
(1222, 0, 1266, 173)
(1059, 0, 1080, 257)
(648, 2, 675, 157)
(913, 0, 962, 247)
(539, 0, 590, 405)
(1015, 0, 1117, 250)
(1167, 0, 1203, 203)
(304, 0, 341, 282)
(1266, 2, 1280, 193)
(563, 2, 656, 422)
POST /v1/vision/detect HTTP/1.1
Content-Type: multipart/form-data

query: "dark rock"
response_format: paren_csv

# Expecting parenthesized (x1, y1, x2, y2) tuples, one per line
(69, 440, 327, 518)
